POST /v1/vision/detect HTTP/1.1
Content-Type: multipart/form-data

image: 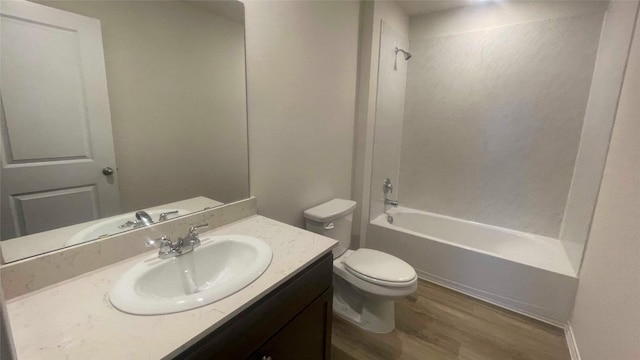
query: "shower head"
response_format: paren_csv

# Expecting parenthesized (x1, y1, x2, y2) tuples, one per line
(395, 47, 412, 60)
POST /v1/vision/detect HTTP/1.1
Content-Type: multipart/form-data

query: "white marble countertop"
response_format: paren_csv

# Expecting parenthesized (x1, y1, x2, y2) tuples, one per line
(6, 215, 337, 360)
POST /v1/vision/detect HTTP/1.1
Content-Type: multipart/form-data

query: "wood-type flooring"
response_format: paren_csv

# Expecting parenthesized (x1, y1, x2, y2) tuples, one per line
(331, 280, 570, 360)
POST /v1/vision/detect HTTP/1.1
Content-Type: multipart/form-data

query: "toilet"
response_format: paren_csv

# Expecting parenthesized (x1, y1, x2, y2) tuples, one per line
(304, 199, 417, 334)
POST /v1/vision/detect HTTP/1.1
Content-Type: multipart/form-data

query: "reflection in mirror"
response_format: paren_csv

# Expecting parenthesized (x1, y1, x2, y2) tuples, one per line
(0, 0, 249, 262)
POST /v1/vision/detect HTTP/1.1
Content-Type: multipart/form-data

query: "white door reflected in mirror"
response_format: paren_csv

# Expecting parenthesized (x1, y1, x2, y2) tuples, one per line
(0, 0, 121, 240)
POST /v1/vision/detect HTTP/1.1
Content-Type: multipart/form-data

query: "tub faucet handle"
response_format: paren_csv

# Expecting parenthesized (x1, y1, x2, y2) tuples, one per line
(383, 178, 393, 194)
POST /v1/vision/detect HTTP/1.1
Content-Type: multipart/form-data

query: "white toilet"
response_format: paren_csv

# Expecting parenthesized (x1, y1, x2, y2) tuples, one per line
(304, 199, 417, 334)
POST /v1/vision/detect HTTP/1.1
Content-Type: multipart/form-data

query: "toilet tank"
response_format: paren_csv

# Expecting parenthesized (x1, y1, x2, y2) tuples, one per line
(304, 199, 357, 258)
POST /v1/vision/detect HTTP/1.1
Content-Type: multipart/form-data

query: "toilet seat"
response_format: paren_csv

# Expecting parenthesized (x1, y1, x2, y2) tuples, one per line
(343, 248, 416, 287)
(333, 250, 417, 298)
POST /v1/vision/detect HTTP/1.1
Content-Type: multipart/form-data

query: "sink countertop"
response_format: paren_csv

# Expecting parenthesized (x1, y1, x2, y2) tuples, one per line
(6, 215, 337, 360)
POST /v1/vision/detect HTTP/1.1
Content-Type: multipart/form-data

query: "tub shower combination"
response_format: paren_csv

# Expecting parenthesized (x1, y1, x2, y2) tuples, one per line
(364, 5, 613, 323)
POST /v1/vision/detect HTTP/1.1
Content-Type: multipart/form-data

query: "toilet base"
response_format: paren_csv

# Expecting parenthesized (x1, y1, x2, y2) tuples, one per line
(332, 275, 396, 334)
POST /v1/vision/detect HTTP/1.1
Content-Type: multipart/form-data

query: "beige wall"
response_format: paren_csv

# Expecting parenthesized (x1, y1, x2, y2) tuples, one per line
(243, 0, 360, 227)
(398, 2, 605, 237)
(569, 6, 640, 359)
(36, 1, 249, 211)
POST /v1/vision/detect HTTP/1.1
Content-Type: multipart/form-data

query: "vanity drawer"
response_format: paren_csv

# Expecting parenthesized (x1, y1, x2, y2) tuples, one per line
(176, 252, 333, 360)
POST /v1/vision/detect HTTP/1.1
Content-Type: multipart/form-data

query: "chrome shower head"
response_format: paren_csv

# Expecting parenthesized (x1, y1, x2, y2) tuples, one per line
(395, 47, 412, 60)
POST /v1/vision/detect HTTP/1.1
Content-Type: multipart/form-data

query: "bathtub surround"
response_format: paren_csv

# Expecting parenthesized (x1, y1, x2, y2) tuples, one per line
(358, 0, 637, 326)
(398, 2, 606, 237)
(559, 0, 640, 273)
(369, 21, 409, 224)
(1, 197, 257, 300)
(568, 5, 640, 359)
(352, 0, 409, 247)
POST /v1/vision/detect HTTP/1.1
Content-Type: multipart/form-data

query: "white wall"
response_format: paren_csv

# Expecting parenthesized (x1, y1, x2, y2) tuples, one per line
(244, 0, 360, 228)
(398, 2, 605, 237)
(36, 0, 249, 211)
(569, 5, 640, 359)
(353, 0, 409, 246)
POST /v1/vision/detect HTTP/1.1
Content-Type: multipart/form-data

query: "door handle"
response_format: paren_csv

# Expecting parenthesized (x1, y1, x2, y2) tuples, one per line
(102, 167, 114, 176)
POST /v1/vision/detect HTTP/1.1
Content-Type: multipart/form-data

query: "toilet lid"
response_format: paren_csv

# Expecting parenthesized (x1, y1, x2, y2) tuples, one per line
(343, 248, 416, 284)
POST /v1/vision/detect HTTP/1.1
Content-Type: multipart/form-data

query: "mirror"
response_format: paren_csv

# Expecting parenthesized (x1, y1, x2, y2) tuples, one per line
(0, 0, 249, 262)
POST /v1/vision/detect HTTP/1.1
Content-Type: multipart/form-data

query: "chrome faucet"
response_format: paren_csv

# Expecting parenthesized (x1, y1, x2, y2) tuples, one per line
(118, 210, 179, 229)
(135, 211, 154, 226)
(117, 211, 152, 229)
(382, 178, 399, 207)
(383, 178, 398, 224)
(145, 224, 208, 259)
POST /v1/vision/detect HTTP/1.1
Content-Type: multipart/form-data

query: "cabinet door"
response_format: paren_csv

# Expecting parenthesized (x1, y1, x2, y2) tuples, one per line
(254, 288, 332, 360)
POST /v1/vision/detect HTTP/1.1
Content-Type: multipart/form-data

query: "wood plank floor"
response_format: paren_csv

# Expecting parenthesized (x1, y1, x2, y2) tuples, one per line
(331, 280, 571, 360)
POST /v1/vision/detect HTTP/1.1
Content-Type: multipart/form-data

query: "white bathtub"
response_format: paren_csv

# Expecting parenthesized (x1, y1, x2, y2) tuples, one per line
(368, 207, 578, 325)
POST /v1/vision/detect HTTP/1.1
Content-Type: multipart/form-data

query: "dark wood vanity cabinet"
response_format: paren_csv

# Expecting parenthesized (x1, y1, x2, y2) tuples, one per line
(175, 252, 333, 360)
(251, 288, 332, 360)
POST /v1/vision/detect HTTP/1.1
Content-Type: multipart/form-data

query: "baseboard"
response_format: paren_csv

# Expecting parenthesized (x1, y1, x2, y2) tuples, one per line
(415, 270, 565, 328)
(565, 321, 582, 360)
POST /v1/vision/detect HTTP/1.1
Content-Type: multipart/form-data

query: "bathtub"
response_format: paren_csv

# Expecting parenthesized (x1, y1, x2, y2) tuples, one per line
(368, 207, 578, 325)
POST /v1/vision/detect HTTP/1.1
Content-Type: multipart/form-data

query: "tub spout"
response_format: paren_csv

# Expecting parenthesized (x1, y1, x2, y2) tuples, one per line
(385, 199, 399, 207)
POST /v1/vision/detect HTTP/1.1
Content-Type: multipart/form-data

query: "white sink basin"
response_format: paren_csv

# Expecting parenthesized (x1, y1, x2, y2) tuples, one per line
(66, 209, 189, 246)
(110, 235, 272, 315)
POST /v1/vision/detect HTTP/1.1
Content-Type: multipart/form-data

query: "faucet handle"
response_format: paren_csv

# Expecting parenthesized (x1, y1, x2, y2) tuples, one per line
(383, 178, 393, 194)
(145, 235, 171, 248)
(118, 220, 137, 229)
(159, 210, 179, 221)
(188, 224, 208, 235)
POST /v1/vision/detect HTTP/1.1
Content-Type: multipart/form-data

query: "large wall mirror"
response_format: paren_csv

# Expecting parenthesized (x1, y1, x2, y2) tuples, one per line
(0, 0, 249, 263)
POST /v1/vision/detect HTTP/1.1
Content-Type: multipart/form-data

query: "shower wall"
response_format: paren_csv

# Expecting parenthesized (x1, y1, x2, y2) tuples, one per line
(369, 20, 409, 220)
(398, 3, 606, 237)
(353, 0, 409, 245)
